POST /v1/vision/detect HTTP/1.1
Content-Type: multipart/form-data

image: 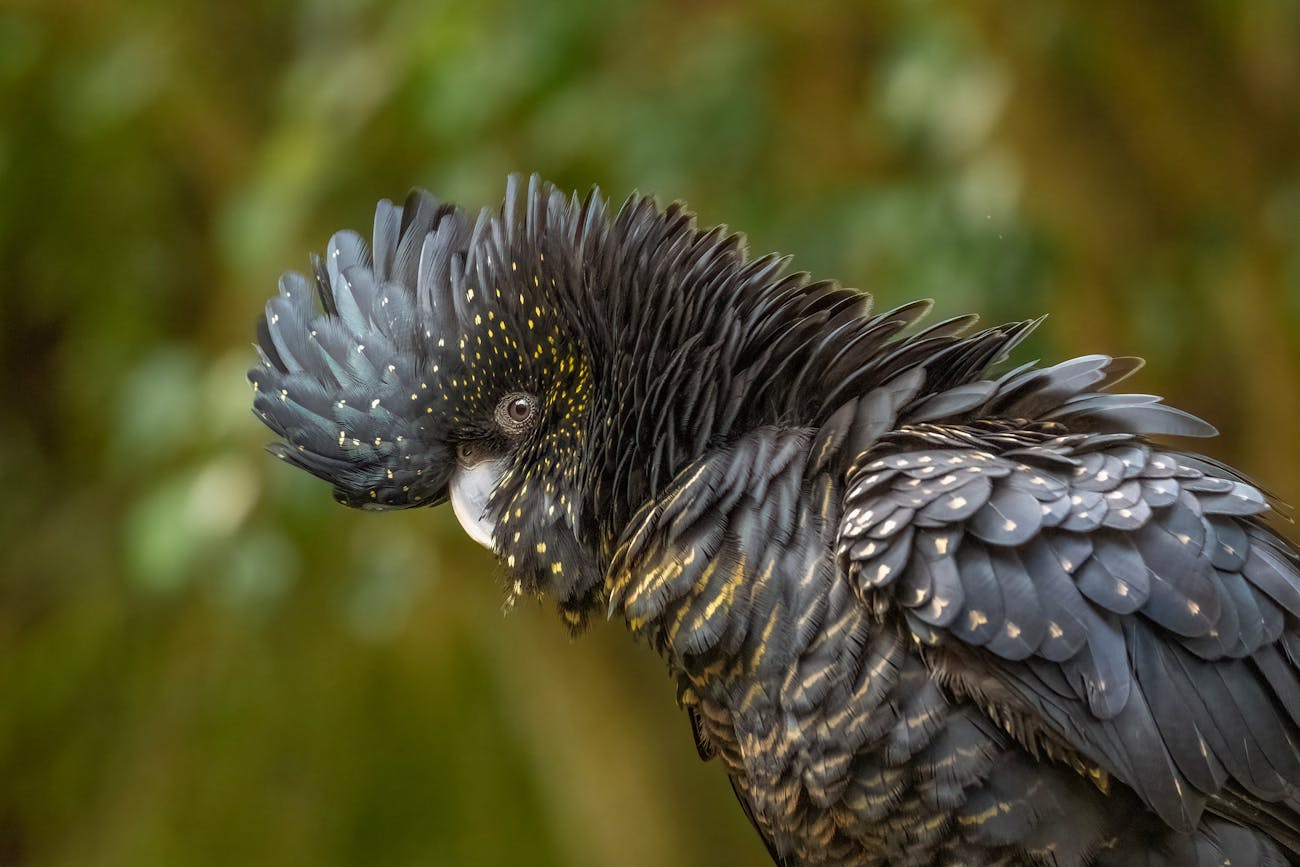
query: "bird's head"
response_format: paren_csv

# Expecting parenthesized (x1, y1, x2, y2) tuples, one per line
(251, 176, 631, 622)
(252, 174, 878, 625)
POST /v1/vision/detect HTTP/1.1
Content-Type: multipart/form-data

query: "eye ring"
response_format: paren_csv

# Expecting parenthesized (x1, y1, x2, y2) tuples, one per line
(495, 392, 536, 436)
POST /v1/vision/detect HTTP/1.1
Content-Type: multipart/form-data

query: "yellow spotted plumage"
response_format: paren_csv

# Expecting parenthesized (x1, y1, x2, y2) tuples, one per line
(252, 175, 1300, 867)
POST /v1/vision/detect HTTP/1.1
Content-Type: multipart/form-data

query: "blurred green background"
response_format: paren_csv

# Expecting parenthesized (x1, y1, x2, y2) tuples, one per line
(2, 1, 1299, 865)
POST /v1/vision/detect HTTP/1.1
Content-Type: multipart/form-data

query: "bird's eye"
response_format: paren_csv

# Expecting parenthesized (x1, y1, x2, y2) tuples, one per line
(496, 392, 537, 436)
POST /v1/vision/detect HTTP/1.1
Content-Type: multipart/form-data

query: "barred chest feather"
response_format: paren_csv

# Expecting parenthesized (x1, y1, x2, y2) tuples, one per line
(604, 404, 1294, 866)
(605, 427, 1102, 866)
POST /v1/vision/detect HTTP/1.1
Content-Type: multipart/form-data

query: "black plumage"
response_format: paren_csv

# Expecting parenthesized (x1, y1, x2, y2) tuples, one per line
(251, 175, 1300, 866)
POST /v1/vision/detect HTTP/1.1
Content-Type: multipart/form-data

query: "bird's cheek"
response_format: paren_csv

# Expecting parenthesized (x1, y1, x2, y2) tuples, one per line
(449, 456, 507, 550)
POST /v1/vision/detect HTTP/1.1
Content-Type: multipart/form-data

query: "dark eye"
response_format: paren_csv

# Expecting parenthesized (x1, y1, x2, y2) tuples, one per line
(495, 392, 536, 435)
(509, 397, 533, 422)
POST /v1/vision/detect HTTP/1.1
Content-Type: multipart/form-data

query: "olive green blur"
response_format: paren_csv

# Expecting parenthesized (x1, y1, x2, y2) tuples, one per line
(2, 2, 1298, 865)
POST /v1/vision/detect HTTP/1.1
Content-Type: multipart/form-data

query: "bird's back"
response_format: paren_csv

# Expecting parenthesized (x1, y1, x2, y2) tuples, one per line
(607, 357, 1300, 865)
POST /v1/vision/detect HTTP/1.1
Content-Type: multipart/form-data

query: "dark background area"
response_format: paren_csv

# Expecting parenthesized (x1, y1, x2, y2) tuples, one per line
(2, 2, 1298, 864)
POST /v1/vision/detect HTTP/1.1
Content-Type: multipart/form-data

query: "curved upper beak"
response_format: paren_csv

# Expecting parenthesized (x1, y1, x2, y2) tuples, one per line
(449, 457, 506, 550)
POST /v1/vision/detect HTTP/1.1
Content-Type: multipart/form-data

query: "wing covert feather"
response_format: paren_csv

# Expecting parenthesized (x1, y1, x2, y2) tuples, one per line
(838, 422, 1300, 833)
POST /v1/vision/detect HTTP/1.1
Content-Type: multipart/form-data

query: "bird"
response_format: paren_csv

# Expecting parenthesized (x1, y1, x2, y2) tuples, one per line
(250, 174, 1300, 866)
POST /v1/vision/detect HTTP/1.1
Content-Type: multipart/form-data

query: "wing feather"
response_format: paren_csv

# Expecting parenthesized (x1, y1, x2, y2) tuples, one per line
(838, 422, 1300, 841)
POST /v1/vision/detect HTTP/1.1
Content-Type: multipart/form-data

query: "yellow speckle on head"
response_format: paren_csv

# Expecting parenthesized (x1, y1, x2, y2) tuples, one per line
(535, 542, 547, 554)
(551, 562, 563, 574)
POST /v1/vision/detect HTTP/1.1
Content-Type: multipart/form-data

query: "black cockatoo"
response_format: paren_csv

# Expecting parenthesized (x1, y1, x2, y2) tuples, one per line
(250, 175, 1300, 866)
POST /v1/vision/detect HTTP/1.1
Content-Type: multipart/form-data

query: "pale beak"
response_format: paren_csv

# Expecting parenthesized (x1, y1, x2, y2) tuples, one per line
(449, 457, 506, 550)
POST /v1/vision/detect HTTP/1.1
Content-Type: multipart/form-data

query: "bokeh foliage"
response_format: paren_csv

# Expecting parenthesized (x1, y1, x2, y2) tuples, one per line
(2, 1, 1298, 864)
